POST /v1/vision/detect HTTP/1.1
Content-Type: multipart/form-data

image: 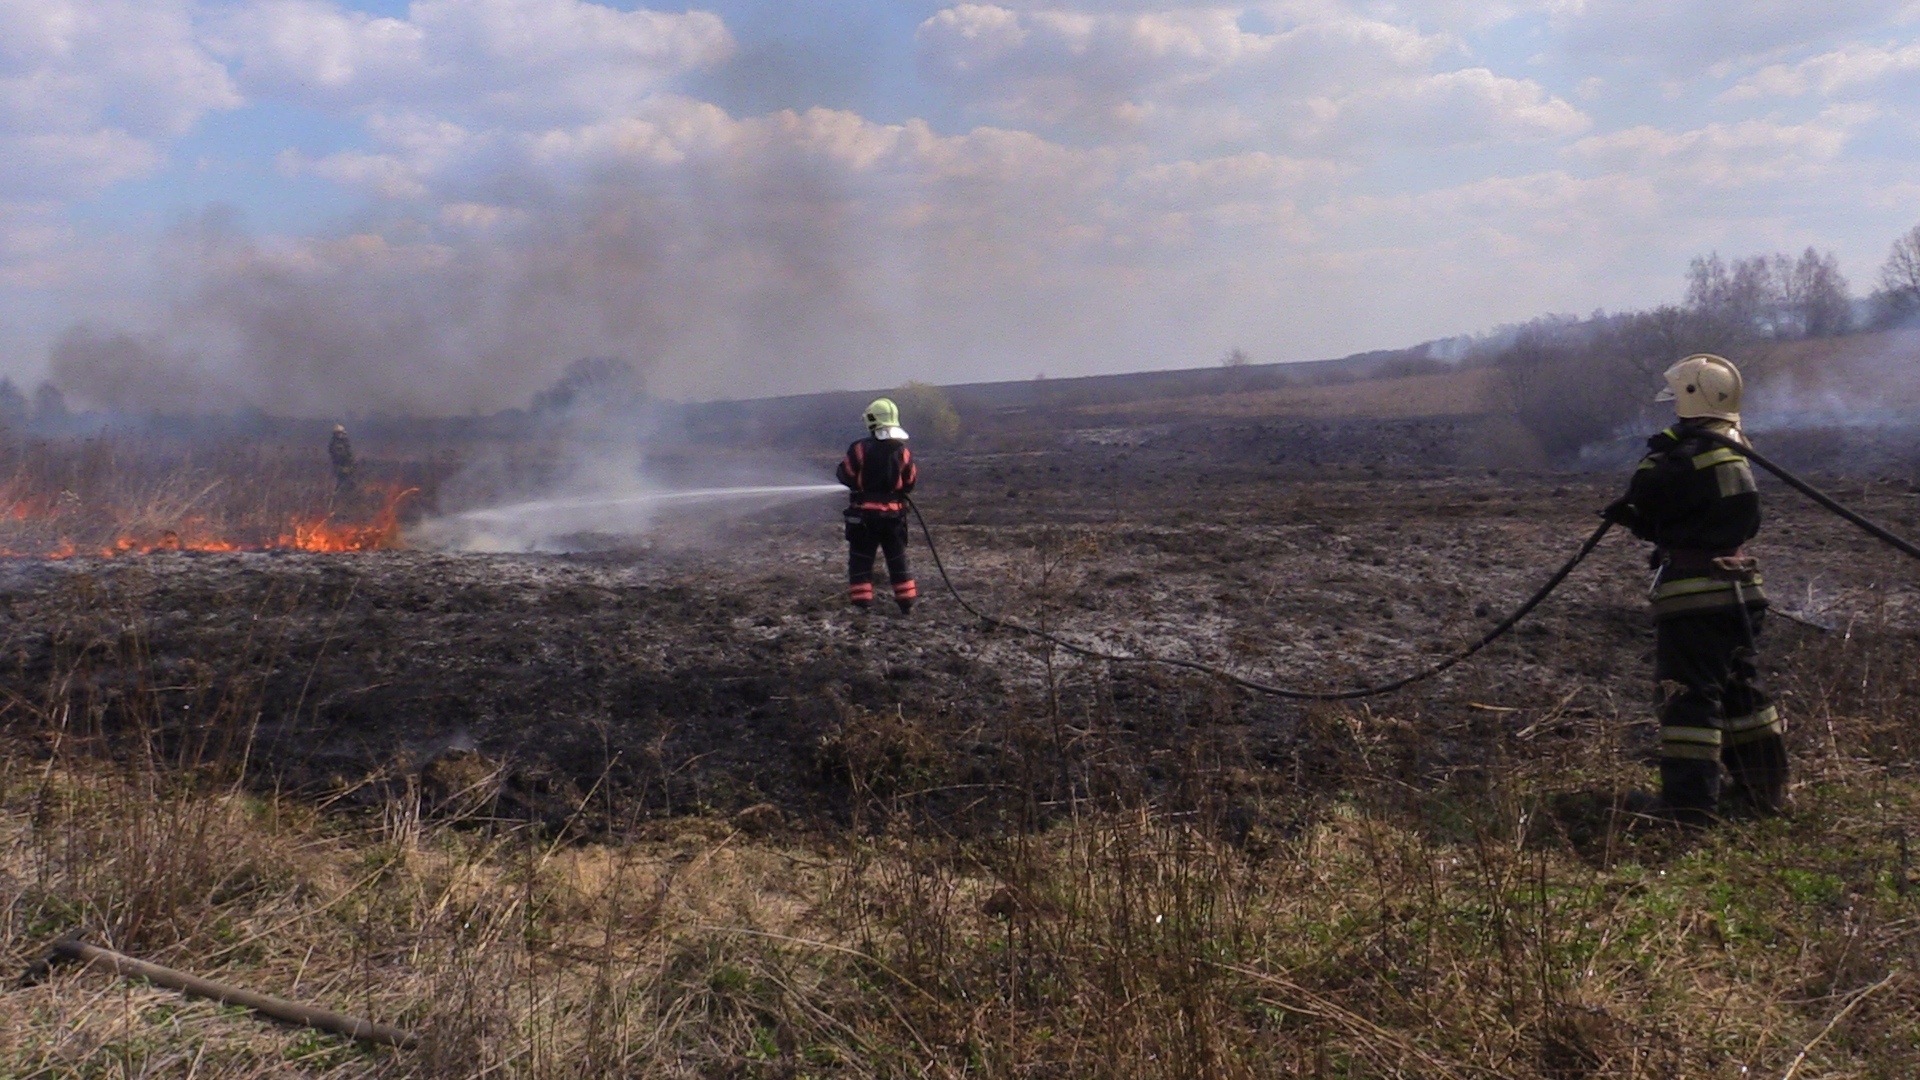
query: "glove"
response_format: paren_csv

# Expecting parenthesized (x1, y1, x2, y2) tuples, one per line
(1599, 497, 1636, 525)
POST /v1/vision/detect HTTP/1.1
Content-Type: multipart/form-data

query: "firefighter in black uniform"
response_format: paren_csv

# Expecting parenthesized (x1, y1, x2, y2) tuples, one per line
(1604, 354, 1787, 824)
(329, 424, 356, 493)
(836, 398, 919, 613)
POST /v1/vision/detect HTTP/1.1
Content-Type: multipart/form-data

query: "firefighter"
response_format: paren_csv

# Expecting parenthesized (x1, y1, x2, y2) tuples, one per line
(1603, 354, 1787, 825)
(836, 398, 919, 613)
(329, 424, 356, 492)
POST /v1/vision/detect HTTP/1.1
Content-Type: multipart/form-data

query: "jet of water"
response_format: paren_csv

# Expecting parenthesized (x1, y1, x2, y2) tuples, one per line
(419, 483, 845, 552)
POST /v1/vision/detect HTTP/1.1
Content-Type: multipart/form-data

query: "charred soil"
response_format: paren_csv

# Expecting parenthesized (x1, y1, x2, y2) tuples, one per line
(10, 414, 1920, 1077)
(5, 415, 1915, 840)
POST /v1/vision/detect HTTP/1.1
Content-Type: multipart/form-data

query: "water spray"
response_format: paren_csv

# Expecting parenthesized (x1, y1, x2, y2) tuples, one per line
(422, 483, 844, 552)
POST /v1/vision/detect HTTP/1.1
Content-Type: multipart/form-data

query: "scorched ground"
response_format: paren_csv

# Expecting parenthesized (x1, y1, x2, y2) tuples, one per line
(2, 416, 1914, 840)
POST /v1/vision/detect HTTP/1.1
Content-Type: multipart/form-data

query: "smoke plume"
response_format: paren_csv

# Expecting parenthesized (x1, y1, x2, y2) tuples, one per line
(49, 156, 895, 417)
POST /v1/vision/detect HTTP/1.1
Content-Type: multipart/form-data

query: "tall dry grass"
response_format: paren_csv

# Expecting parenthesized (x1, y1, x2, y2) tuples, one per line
(0, 435, 442, 555)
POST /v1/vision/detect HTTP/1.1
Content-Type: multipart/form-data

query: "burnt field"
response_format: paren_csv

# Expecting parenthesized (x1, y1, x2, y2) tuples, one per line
(6, 413, 1918, 836)
(11, 412, 1920, 1077)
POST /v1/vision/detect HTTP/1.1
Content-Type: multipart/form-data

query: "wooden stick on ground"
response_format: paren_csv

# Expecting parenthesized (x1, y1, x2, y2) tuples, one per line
(49, 938, 417, 1049)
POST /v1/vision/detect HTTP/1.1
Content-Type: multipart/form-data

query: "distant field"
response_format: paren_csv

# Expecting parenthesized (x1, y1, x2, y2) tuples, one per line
(1745, 328, 1920, 414)
(1067, 365, 1498, 422)
(1053, 328, 1920, 429)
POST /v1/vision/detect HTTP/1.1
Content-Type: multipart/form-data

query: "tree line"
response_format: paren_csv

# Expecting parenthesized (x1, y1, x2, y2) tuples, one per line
(1488, 219, 1920, 459)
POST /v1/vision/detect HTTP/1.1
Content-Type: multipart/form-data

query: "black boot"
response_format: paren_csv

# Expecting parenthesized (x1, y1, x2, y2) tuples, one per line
(1658, 758, 1722, 828)
(1724, 736, 1790, 817)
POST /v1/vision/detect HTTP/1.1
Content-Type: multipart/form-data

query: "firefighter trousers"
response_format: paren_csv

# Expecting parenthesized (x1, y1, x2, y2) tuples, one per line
(845, 509, 918, 609)
(1654, 604, 1787, 816)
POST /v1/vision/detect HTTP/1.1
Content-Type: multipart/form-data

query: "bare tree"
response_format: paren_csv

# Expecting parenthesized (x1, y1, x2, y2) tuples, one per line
(1781, 247, 1852, 338)
(1686, 253, 1774, 339)
(1874, 223, 1920, 327)
(1688, 248, 1850, 339)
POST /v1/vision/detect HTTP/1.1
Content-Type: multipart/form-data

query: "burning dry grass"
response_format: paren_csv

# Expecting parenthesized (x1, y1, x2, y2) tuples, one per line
(6, 617, 1920, 1078)
(0, 437, 420, 558)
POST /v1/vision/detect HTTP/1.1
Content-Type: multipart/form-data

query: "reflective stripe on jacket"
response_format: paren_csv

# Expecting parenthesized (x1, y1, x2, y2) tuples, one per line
(1614, 420, 1766, 619)
(1649, 572, 1766, 618)
(836, 436, 917, 511)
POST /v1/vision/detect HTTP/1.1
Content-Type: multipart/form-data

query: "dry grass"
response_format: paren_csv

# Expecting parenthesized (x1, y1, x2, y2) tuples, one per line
(0, 436, 435, 556)
(5, 609, 1920, 1077)
(1743, 328, 1920, 405)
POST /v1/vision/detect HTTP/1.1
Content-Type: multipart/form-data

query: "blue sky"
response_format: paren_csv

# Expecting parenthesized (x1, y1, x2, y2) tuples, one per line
(5, 0, 1920, 415)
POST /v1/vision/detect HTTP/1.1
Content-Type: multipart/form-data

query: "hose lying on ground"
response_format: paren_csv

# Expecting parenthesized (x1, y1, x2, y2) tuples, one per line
(908, 497, 1612, 701)
(37, 937, 417, 1048)
(907, 441, 1920, 701)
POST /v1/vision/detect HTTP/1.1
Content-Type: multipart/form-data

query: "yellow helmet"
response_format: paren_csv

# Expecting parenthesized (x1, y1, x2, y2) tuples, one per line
(1655, 354, 1742, 422)
(863, 398, 908, 439)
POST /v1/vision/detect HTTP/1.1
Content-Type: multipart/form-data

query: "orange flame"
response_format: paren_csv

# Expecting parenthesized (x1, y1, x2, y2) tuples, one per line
(0, 486, 419, 559)
(276, 487, 417, 553)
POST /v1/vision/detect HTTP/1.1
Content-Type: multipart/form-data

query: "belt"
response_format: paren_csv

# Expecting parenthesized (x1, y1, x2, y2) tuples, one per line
(1661, 548, 1756, 579)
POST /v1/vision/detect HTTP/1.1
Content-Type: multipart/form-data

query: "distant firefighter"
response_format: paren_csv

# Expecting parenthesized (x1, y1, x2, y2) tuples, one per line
(1602, 354, 1786, 825)
(328, 424, 356, 492)
(836, 398, 919, 613)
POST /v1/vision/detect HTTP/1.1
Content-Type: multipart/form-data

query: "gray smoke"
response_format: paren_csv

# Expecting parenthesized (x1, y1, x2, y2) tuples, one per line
(1746, 328, 1920, 432)
(48, 158, 895, 416)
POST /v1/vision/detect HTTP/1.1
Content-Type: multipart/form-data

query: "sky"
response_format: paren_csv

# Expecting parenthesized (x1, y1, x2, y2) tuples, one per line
(5, 0, 1920, 415)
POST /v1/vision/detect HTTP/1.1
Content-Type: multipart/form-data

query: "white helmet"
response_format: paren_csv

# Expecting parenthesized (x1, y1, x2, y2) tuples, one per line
(1655, 354, 1742, 422)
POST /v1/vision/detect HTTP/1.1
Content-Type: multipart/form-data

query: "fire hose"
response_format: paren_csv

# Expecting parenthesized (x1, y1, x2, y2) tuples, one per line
(908, 497, 1614, 701)
(905, 442, 1920, 701)
(1700, 431, 1920, 563)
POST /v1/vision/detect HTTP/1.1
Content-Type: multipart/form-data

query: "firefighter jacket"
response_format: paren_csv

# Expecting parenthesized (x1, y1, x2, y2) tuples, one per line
(1614, 419, 1765, 619)
(837, 435, 917, 513)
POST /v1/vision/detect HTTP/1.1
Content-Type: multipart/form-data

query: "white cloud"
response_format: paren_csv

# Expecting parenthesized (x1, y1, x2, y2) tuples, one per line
(0, 131, 162, 200)
(438, 201, 525, 230)
(1304, 67, 1589, 147)
(1126, 152, 1341, 202)
(205, 0, 425, 97)
(1551, 0, 1916, 73)
(919, 6, 1448, 117)
(206, 0, 734, 124)
(1569, 109, 1871, 186)
(1359, 0, 1560, 31)
(299, 149, 432, 200)
(1724, 39, 1920, 101)
(0, 0, 236, 205)
(916, 5, 1585, 152)
(0, 0, 238, 137)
